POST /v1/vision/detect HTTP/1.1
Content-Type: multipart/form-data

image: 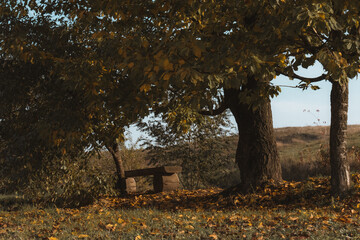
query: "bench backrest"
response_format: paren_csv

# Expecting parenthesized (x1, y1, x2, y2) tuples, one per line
(125, 166, 182, 178)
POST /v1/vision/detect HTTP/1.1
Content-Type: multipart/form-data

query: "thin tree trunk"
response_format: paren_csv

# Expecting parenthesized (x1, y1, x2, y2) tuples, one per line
(106, 142, 127, 194)
(330, 81, 351, 196)
(225, 83, 282, 193)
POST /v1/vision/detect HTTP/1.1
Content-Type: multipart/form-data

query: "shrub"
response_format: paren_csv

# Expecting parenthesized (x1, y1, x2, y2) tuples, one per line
(22, 154, 116, 208)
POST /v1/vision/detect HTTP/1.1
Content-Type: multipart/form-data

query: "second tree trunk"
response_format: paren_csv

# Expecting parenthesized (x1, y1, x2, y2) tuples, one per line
(330, 81, 351, 196)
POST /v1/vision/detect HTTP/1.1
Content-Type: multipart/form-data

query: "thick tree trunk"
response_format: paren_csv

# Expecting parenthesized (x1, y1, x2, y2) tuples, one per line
(106, 142, 127, 194)
(330, 81, 351, 196)
(225, 85, 282, 193)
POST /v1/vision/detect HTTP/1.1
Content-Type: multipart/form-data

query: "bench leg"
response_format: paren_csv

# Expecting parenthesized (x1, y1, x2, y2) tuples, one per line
(153, 173, 180, 192)
(126, 178, 136, 193)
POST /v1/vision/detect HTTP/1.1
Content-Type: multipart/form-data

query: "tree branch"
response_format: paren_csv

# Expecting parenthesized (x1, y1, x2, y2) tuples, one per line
(291, 72, 328, 83)
(199, 101, 228, 116)
(277, 70, 328, 83)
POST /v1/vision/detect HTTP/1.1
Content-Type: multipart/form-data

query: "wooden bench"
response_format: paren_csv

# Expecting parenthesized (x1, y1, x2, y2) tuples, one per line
(124, 166, 182, 193)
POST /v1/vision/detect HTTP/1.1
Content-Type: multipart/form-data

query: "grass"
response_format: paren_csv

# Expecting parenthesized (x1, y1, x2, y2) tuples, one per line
(276, 124, 360, 158)
(276, 125, 360, 181)
(1, 125, 360, 239)
(2, 175, 360, 239)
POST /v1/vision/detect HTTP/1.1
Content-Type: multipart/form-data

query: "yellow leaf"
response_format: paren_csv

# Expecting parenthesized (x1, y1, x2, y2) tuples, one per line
(179, 69, 189, 80)
(117, 218, 125, 224)
(127, 62, 135, 68)
(140, 84, 151, 93)
(337, 217, 352, 223)
(154, 50, 163, 61)
(147, 72, 154, 79)
(319, 13, 326, 20)
(163, 58, 173, 71)
(185, 225, 194, 230)
(135, 235, 142, 240)
(77, 235, 90, 239)
(279, 54, 286, 63)
(193, 45, 201, 58)
(209, 234, 218, 239)
(105, 224, 116, 231)
(163, 72, 172, 81)
(154, 66, 160, 73)
(178, 59, 186, 66)
(142, 38, 149, 48)
(48, 237, 58, 240)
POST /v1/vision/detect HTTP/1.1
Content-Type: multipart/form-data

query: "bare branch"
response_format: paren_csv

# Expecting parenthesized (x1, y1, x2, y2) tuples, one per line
(277, 70, 328, 83)
(290, 72, 328, 83)
(199, 101, 228, 116)
(275, 84, 300, 89)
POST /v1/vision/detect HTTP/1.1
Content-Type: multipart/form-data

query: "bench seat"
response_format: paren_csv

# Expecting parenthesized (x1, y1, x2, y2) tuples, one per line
(124, 166, 182, 193)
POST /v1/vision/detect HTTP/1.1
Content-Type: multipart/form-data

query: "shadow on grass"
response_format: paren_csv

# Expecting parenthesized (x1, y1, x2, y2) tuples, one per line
(0, 195, 32, 211)
(94, 174, 360, 213)
(2, 174, 360, 213)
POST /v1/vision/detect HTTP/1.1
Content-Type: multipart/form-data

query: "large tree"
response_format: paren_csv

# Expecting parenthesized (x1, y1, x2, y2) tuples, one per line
(4, 0, 360, 195)
(77, 1, 289, 191)
(2, 0, 288, 192)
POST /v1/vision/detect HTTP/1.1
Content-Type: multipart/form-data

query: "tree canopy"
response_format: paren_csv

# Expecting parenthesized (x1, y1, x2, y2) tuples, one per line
(2, 0, 360, 193)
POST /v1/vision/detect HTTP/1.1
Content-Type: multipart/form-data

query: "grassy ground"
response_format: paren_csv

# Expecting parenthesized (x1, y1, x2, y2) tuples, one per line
(1, 125, 359, 239)
(1, 174, 360, 239)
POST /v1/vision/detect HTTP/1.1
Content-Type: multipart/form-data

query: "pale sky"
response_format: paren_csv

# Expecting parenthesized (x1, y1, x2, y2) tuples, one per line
(272, 64, 360, 128)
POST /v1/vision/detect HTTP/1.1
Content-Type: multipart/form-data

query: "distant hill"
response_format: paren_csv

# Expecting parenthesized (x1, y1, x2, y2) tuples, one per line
(275, 124, 360, 180)
(275, 124, 360, 146)
(222, 125, 360, 181)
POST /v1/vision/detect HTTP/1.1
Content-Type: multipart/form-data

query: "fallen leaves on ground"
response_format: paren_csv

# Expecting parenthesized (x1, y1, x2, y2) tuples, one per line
(1, 174, 360, 239)
(95, 174, 360, 214)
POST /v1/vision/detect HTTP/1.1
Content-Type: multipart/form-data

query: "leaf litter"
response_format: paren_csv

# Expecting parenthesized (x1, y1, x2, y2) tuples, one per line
(1, 174, 360, 239)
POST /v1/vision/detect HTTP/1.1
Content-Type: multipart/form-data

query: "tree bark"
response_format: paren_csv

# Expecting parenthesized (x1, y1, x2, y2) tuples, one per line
(330, 81, 351, 196)
(106, 142, 127, 194)
(225, 83, 282, 193)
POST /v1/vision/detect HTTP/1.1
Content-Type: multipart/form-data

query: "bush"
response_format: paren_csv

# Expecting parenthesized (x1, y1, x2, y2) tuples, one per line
(21, 154, 116, 208)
